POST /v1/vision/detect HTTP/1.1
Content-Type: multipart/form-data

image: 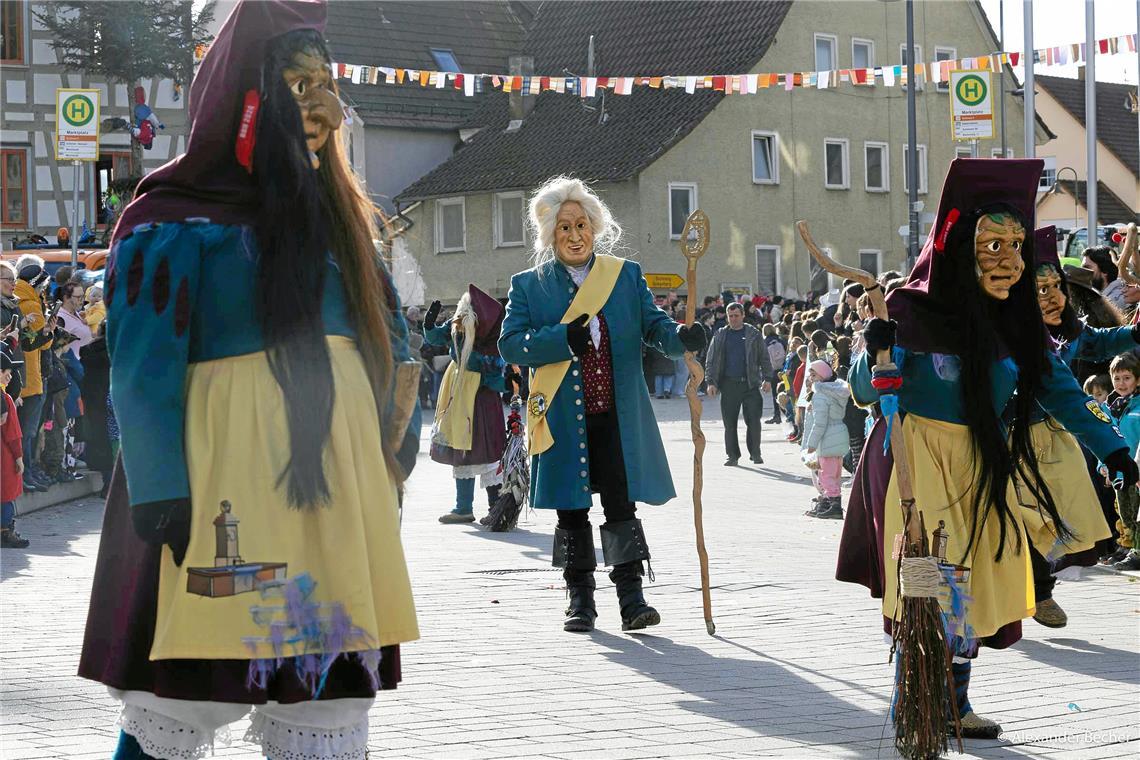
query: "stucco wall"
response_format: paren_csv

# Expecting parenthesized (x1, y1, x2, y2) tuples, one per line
(363, 126, 461, 213)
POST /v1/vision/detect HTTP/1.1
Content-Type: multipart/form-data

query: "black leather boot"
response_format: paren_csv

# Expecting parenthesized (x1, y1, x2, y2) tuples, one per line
(552, 526, 597, 632)
(601, 519, 660, 631)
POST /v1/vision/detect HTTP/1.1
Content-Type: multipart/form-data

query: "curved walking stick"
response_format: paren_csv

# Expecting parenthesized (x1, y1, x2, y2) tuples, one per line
(681, 209, 715, 635)
(797, 221, 961, 758)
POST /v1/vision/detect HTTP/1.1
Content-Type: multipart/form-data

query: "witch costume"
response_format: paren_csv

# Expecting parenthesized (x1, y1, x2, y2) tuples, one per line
(77, 3, 420, 759)
(425, 285, 509, 524)
(835, 159, 1137, 739)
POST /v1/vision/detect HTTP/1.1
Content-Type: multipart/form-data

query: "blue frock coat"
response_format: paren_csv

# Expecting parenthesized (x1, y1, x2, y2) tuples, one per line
(499, 256, 686, 510)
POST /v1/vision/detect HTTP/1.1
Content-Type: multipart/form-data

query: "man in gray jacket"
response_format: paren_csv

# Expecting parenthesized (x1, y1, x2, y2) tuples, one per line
(705, 303, 772, 465)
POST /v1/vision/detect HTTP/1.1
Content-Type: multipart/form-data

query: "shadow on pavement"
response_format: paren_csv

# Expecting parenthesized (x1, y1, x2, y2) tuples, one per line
(0, 497, 103, 582)
(590, 629, 891, 757)
(1014, 638, 1140, 685)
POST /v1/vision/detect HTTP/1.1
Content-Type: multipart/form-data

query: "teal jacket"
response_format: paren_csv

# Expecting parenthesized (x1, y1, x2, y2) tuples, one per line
(1110, 394, 1140, 458)
(1056, 324, 1137, 369)
(423, 325, 506, 392)
(850, 346, 1125, 461)
(499, 256, 685, 510)
(106, 221, 420, 507)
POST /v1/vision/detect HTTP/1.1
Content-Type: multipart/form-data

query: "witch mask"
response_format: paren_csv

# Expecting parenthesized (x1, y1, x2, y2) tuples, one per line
(974, 212, 1026, 300)
(282, 49, 343, 169)
(1035, 265, 1066, 327)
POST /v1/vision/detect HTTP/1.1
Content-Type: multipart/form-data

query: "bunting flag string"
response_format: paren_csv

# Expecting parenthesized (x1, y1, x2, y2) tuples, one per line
(193, 33, 1138, 96)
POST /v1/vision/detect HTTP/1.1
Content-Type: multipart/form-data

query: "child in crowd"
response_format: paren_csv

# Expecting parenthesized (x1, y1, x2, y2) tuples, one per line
(790, 344, 809, 443)
(1084, 374, 1112, 408)
(1107, 354, 1140, 570)
(1, 348, 28, 549)
(802, 360, 850, 520)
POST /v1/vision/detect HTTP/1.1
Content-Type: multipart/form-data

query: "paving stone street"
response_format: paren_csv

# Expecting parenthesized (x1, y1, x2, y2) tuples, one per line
(2, 401, 1138, 759)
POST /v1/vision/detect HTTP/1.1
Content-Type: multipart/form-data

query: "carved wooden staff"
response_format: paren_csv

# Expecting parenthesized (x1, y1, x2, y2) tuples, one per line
(1115, 223, 1139, 285)
(797, 221, 961, 759)
(681, 209, 715, 636)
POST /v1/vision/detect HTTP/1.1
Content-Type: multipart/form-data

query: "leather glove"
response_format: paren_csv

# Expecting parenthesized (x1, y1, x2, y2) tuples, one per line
(132, 498, 192, 566)
(566, 314, 591, 356)
(506, 370, 523, 388)
(1103, 448, 1140, 491)
(678, 323, 706, 352)
(863, 318, 897, 355)
(424, 300, 442, 331)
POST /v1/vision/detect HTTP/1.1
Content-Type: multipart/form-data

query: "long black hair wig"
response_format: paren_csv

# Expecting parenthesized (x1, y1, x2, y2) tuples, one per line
(932, 203, 1070, 561)
(253, 29, 398, 509)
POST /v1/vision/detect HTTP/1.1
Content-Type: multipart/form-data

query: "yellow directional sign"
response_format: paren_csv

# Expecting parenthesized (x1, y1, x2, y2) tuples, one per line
(645, 273, 685, 289)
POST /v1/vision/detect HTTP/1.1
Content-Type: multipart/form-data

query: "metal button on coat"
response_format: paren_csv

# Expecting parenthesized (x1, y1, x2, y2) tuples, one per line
(580, 457, 587, 464)
(580, 470, 587, 478)
(575, 399, 582, 405)
(576, 414, 583, 421)
(573, 385, 580, 391)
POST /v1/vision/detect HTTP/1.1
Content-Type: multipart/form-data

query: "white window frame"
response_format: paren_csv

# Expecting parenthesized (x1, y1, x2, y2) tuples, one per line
(934, 46, 957, 92)
(1039, 156, 1058, 191)
(668, 181, 698, 240)
(823, 138, 850, 190)
(956, 145, 974, 160)
(814, 33, 838, 72)
(858, 249, 883, 276)
(751, 130, 780, 185)
(493, 191, 525, 248)
(902, 144, 928, 195)
(434, 197, 466, 254)
(899, 43, 923, 91)
(755, 244, 782, 296)
(863, 141, 889, 192)
(990, 148, 1014, 159)
(852, 37, 875, 72)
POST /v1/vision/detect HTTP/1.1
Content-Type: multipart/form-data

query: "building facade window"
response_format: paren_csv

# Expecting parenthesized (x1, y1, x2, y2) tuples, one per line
(990, 148, 1014, 158)
(1, 0, 25, 65)
(902, 144, 928, 194)
(956, 145, 974, 160)
(899, 44, 923, 90)
(429, 48, 461, 72)
(751, 131, 779, 184)
(814, 33, 837, 72)
(755, 245, 781, 296)
(493, 191, 525, 248)
(859, 249, 882, 276)
(852, 38, 875, 70)
(1039, 156, 1058, 190)
(824, 138, 849, 189)
(934, 47, 956, 92)
(864, 142, 889, 192)
(1, 148, 29, 227)
(435, 197, 466, 253)
(668, 182, 697, 239)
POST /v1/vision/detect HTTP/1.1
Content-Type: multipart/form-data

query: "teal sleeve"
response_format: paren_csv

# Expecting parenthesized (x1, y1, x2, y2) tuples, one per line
(423, 324, 451, 347)
(1037, 350, 1127, 460)
(635, 262, 685, 359)
(106, 223, 202, 507)
(849, 352, 878, 406)
(1076, 325, 1137, 362)
(500, 272, 573, 367)
(477, 354, 507, 392)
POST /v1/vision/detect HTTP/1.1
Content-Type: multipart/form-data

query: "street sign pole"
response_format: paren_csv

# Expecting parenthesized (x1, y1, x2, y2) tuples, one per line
(1024, 0, 1035, 158)
(905, 0, 919, 267)
(1085, 0, 1097, 244)
(71, 161, 80, 269)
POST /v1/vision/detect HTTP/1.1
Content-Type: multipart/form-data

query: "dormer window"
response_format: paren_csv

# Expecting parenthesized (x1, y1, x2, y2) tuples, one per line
(430, 48, 461, 72)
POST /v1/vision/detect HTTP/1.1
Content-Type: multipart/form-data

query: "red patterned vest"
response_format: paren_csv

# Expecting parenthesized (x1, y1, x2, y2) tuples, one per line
(580, 313, 615, 415)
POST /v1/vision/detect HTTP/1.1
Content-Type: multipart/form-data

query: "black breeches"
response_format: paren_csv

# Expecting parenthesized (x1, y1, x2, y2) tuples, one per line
(557, 410, 637, 530)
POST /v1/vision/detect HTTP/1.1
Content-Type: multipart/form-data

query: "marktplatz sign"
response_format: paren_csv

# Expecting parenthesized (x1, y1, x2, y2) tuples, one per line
(949, 70, 993, 141)
(55, 88, 101, 161)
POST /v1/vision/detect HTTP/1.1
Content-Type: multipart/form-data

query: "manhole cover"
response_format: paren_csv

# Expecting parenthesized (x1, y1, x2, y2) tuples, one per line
(470, 568, 562, 576)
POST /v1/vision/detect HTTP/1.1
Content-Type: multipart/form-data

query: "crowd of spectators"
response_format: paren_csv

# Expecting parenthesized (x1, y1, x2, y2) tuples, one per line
(1, 255, 116, 550)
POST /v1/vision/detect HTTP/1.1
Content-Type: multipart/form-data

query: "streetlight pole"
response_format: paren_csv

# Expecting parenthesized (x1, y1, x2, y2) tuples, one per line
(1023, 0, 1035, 158)
(999, 0, 1007, 156)
(1085, 0, 1098, 245)
(905, 0, 919, 266)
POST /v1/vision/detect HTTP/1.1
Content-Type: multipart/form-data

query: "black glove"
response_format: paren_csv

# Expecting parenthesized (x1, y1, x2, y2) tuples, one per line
(1103, 448, 1140, 491)
(424, 300, 442, 331)
(132, 499, 192, 566)
(566, 314, 591, 356)
(863, 318, 897, 354)
(1132, 323, 1140, 343)
(678, 323, 706, 352)
(506, 370, 523, 388)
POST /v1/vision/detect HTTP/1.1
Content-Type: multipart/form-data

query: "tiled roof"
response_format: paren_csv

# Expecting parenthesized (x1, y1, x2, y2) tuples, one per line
(395, 1, 792, 203)
(325, 1, 528, 130)
(1054, 179, 1138, 225)
(1036, 75, 1139, 177)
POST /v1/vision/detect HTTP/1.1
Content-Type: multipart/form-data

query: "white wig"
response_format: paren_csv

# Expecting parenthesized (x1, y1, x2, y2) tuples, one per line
(528, 176, 622, 267)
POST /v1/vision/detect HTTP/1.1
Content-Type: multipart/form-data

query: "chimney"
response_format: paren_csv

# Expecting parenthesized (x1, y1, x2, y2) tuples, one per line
(508, 55, 535, 124)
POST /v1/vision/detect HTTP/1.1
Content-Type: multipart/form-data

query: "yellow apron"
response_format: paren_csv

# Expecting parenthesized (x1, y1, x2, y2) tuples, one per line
(527, 255, 623, 456)
(432, 359, 482, 451)
(151, 337, 419, 661)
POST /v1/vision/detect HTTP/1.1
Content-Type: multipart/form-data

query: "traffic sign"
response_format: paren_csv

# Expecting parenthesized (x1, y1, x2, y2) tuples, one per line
(645, 273, 685, 289)
(55, 88, 100, 161)
(949, 70, 993, 141)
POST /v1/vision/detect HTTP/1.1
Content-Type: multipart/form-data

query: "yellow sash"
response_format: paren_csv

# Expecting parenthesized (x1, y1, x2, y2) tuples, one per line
(528, 255, 623, 456)
(434, 359, 482, 451)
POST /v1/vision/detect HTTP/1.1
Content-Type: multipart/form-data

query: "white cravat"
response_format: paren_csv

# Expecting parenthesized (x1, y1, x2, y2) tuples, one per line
(565, 261, 601, 349)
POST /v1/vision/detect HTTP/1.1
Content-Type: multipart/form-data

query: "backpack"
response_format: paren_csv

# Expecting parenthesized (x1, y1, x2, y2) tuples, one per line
(765, 336, 787, 370)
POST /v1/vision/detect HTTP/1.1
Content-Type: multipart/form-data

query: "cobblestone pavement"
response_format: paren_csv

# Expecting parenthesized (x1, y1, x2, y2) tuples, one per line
(2, 400, 1138, 759)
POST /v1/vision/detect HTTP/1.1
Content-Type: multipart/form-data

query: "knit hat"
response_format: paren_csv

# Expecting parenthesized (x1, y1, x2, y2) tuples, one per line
(1, 346, 22, 372)
(17, 264, 50, 290)
(809, 359, 833, 381)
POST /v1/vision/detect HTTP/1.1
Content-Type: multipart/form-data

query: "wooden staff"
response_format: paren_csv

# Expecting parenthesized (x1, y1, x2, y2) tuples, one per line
(681, 209, 715, 636)
(797, 221, 961, 759)
(1115, 223, 1139, 285)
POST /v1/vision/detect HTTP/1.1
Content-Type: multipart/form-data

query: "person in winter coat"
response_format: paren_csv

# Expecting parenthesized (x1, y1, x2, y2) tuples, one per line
(80, 328, 114, 497)
(1, 347, 29, 548)
(803, 360, 850, 520)
(13, 260, 55, 491)
(704, 303, 773, 465)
